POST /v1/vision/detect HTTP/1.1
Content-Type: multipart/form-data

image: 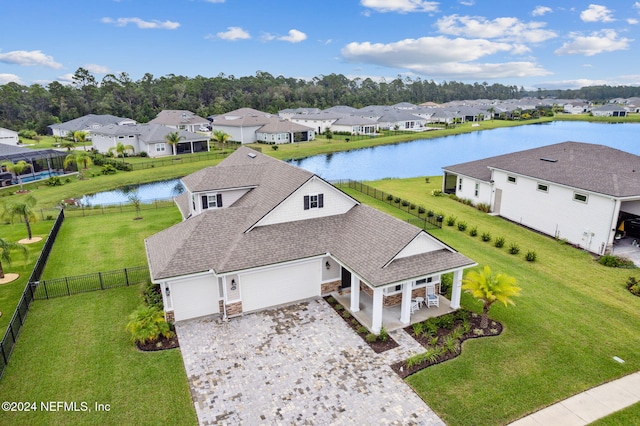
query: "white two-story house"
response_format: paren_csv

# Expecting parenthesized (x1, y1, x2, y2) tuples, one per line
(145, 147, 475, 333)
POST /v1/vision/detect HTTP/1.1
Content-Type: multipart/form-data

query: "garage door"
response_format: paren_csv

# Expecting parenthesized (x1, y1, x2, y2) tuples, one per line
(241, 260, 320, 312)
(171, 276, 219, 321)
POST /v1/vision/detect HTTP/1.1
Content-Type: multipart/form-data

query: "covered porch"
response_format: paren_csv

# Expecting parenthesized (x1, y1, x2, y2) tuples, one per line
(332, 289, 456, 332)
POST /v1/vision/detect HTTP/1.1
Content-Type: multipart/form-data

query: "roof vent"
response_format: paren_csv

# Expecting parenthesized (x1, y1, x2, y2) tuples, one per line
(540, 158, 557, 163)
(247, 152, 257, 158)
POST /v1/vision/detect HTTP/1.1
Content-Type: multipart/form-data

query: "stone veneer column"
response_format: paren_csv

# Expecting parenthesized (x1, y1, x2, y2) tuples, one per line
(371, 287, 384, 334)
(350, 273, 360, 312)
(450, 269, 463, 309)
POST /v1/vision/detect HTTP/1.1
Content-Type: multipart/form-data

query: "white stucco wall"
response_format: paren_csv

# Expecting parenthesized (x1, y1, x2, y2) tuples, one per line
(455, 175, 493, 206)
(254, 177, 357, 227)
(493, 169, 616, 253)
(0, 128, 19, 145)
(91, 133, 143, 155)
(212, 124, 261, 144)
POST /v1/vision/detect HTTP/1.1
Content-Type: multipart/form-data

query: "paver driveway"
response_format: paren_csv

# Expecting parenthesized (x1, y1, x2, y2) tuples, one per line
(176, 299, 444, 425)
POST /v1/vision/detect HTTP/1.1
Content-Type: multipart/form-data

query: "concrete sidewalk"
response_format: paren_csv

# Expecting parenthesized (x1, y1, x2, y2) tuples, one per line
(510, 372, 640, 425)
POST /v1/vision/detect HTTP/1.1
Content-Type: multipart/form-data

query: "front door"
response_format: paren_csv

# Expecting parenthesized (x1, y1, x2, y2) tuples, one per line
(341, 267, 351, 289)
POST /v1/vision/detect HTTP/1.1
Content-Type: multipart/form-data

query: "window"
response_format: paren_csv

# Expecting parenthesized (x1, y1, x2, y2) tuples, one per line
(507, 176, 517, 184)
(537, 183, 548, 192)
(458, 178, 463, 191)
(303, 193, 324, 210)
(474, 183, 479, 197)
(202, 193, 223, 210)
(573, 192, 588, 203)
(128, 135, 135, 139)
(155, 143, 166, 152)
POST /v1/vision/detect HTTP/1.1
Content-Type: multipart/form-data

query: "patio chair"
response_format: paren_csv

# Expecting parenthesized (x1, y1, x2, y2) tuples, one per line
(426, 285, 439, 308)
(410, 300, 420, 314)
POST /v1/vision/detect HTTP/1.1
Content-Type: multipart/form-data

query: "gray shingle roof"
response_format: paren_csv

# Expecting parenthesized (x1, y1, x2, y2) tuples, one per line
(91, 123, 207, 144)
(47, 114, 134, 131)
(146, 147, 475, 286)
(148, 110, 209, 126)
(443, 141, 640, 197)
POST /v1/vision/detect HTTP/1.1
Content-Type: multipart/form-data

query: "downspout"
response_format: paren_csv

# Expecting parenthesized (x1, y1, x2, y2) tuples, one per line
(221, 275, 228, 321)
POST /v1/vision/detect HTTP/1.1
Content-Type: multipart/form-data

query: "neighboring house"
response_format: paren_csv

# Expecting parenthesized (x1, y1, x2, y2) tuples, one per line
(442, 141, 640, 255)
(148, 110, 210, 133)
(145, 147, 475, 333)
(91, 124, 209, 157)
(0, 127, 19, 146)
(0, 144, 67, 185)
(47, 114, 136, 138)
(211, 108, 314, 144)
(331, 115, 379, 135)
(591, 105, 628, 117)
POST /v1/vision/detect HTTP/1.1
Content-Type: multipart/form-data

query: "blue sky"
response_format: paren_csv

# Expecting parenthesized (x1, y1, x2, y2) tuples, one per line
(1, 1, 640, 91)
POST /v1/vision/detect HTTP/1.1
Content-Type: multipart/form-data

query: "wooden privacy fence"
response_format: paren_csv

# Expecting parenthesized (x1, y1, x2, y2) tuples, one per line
(33, 266, 150, 300)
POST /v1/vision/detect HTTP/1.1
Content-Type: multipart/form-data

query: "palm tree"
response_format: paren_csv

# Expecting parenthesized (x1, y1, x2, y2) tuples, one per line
(211, 129, 230, 150)
(1, 160, 33, 192)
(3, 195, 38, 240)
(108, 142, 135, 161)
(462, 265, 521, 328)
(164, 131, 184, 156)
(73, 130, 88, 151)
(0, 238, 27, 279)
(64, 150, 93, 170)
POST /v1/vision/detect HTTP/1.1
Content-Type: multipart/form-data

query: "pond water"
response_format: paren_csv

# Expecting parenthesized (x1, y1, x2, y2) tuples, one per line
(80, 179, 184, 206)
(289, 121, 640, 180)
(81, 121, 640, 205)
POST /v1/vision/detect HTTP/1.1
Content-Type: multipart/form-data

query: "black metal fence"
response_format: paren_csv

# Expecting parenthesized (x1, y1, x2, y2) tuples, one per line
(334, 179, 443, 229)
(127, 148, 234, 171)
(33, 266, 149, 300)
(0, 209, 64, 379)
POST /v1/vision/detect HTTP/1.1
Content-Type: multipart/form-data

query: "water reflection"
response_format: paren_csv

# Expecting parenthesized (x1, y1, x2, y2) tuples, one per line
(80, 179, 184, 206)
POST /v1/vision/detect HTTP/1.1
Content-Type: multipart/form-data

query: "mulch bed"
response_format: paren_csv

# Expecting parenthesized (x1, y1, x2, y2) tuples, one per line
(391, 311, 503, 378)
(324, 296, 399, 353)
(136, 334, 180, 351)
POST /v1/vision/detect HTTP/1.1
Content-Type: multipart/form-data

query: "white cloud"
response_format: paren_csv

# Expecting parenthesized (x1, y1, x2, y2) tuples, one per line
(278, 29, 307, 43)
(101, 17, 180, 29)
(635, 2, 640, 10)
(628, 18, 639, 24)
(436, 15, 557, 43)
(215, 26, 251, 41)
(540, 76, 640, 89)
(0, 50, 63, 69)
(360, 0, 439, 13)
(204, 0, 225, 3)
(532, 6, 552, 17)
(580, 4, 614, 23)
(555, 29, 631, 56)
(0, 73, 22, 85)
(459, 1, 474, 6)
(84, 64, 110, 74)
(57, 73, 76, 84)
(341, 36, 550, 79)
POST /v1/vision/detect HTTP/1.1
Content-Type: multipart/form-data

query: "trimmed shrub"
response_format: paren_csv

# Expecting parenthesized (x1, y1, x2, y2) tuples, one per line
(446, 216, 457, 226)
(469, 226, 478, 237)
(599, 255, 636, 268)
(394, 197, 401, 204)
(365, 333, 378, 343)
(481, 232, 491, 242)
(476, 202, 491, 213)
(386, 194, 394, 201)
(626, 276, 640, 296)
(418, 206, 426, 214)
(525, 250, 537, 262)
(101, 164, 117, 175)
(509, 243, 520, 255)
(379, 326, 389, 342)
(457, 221, 467, 231)
(494, 236, 506, 248)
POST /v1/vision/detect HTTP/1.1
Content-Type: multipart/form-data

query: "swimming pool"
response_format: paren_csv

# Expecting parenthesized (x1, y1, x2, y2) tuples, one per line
(13, 170, 65, 184)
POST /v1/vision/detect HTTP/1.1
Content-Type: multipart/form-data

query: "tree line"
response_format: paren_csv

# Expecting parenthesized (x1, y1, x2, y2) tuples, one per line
(2, 68, 640, 135)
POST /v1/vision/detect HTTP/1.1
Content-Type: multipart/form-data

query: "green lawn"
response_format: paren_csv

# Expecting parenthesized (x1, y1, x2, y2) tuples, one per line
(41, 207, 182, 278)
(0, 220, 54, 336)
(0, 285, 197, 426)
(591, 401, 640, 425)
(342, 178, 640, 426)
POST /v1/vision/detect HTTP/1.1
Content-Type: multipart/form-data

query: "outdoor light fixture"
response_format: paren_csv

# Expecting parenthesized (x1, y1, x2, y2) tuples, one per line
(165, 285, 170, 297)
(325, 261, 331, 270)
(231, 279, 237, 291)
